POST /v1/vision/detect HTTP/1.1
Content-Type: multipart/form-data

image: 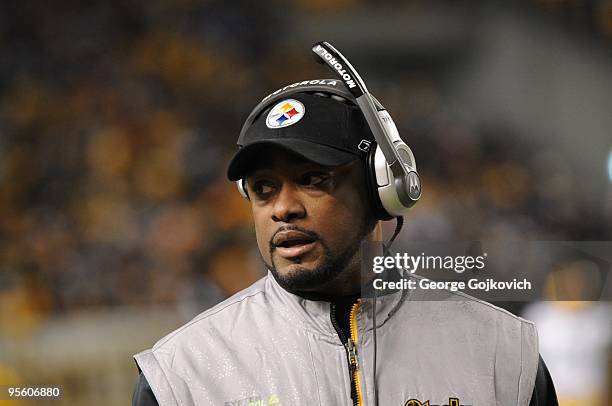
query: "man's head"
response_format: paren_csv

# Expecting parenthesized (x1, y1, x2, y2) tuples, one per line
(242, 148, 378, 298)
(227, 89, 380, 298)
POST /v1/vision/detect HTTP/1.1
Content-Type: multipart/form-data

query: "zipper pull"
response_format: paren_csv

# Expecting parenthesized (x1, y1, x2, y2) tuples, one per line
(346, 338, 359, 371)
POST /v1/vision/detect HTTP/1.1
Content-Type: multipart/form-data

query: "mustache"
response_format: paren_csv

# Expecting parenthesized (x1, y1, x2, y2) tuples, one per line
(269, 225, 321, 251)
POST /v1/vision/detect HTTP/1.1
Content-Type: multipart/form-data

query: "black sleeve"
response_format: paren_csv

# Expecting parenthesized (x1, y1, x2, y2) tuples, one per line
(529, 355, 558, 406)
(132, 372, 159, 406)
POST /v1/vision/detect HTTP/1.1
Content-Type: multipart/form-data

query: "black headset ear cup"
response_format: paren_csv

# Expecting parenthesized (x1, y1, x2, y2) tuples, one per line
(365, 143, 394, 221)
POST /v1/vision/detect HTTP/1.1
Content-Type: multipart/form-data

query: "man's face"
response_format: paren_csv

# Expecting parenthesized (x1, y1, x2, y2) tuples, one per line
(244, 148, 377, 297)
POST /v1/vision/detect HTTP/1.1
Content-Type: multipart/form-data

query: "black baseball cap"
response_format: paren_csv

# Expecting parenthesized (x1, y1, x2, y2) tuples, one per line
(226, 92, 375, 181)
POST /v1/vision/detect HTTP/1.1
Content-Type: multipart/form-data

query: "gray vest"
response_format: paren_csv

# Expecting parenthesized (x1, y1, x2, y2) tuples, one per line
(135, 273, 538, 405)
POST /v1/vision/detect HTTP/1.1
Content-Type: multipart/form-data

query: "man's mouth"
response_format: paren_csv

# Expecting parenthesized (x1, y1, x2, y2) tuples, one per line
(272, 230, 318, 259)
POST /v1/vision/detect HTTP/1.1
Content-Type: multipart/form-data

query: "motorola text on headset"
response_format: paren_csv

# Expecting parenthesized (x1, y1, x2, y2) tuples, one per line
(236, 41, 421, 220)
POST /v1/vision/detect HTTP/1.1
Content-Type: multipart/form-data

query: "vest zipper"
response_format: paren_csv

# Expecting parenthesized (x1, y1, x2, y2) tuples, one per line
(348, 301, 363, 406)
(330, 300, 363, 406)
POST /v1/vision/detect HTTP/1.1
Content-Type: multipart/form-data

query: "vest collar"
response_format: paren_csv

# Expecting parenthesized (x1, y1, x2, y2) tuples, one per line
(265, 270, 406, 340)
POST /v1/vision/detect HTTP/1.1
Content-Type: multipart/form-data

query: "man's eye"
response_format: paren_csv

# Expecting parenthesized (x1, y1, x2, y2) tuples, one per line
(300, 172, 329, 186)
(252, 182, 275, 197)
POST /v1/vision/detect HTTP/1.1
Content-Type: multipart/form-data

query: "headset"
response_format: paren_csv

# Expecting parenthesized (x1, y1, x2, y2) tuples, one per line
(235, 41, 421, 220)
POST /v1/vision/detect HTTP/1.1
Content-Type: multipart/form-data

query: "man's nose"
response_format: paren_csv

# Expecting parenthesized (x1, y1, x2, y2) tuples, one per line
(271, 184, 306, 222)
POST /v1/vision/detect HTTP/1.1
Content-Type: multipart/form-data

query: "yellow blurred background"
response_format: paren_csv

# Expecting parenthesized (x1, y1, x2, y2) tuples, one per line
(0, 0, 611, 404)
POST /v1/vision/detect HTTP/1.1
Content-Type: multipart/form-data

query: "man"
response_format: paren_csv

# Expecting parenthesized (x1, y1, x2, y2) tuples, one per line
(132, 80, 557, 405)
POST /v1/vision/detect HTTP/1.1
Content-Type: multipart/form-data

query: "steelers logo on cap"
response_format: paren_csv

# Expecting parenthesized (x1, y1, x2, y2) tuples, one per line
(266, 99, 305, 129)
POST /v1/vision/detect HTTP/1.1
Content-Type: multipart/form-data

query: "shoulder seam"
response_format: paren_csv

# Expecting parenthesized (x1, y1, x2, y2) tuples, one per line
(407, 273, 536, 325)
(154, 288, 266, 349)
(451, 289, 535, 325)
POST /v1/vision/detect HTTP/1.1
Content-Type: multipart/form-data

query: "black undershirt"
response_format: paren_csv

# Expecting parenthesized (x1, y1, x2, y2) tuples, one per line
(332, 295, 361, 343)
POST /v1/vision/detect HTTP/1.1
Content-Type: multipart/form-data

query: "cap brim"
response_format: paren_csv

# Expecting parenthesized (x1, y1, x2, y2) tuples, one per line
(227, 139, 359, 181)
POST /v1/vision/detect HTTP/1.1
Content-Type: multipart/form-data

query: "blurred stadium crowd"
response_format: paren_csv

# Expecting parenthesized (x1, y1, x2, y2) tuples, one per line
(0, 1, 611, 405)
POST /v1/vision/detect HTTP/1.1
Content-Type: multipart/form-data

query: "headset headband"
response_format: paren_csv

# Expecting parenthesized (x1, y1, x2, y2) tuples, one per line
(311, 41, 420, 208)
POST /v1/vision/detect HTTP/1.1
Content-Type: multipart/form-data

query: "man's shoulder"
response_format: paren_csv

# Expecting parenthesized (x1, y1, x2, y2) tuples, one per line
(406, 274, 536, 327)
(448, 289, 536, 327)
(151, 275, 270, 352)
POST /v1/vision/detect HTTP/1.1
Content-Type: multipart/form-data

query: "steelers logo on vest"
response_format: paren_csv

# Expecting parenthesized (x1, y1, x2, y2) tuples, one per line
(405, 397, 466, 406)
(266, 99, 305, 129)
